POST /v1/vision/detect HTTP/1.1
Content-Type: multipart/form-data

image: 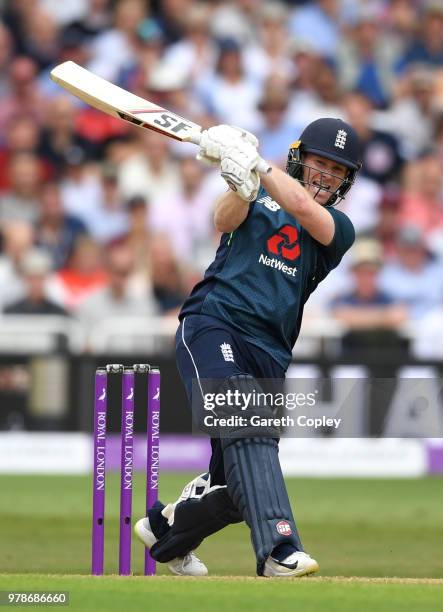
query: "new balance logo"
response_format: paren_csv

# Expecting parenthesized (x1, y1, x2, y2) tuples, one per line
(257, 194, 281, 212)
(220, 343, 234, 362)
(334, 129, 347, 149)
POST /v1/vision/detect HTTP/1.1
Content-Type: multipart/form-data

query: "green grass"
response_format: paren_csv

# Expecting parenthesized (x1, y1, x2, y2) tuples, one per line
(0, 474, 442, 610)
(0, 575, 442, 612)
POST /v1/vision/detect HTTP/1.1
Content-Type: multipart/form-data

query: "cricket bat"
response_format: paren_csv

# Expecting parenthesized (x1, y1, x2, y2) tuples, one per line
(50, 61, 271, 174)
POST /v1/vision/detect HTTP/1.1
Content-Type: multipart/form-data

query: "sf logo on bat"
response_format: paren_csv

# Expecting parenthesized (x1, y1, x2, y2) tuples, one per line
(118, 109, 194, 135)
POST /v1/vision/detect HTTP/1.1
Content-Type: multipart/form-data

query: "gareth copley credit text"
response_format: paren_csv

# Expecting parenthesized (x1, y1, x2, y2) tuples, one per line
(204, 415, 342, 429)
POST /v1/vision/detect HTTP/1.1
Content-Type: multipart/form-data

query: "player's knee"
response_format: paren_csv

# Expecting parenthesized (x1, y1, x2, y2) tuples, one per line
(213, 375, 280, 440)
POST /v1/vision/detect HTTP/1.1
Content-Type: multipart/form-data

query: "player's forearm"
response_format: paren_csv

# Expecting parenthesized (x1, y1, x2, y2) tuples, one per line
(214, 190, 250, 233)
(261, 165, 310, 216)
(261, 165, 334, 245)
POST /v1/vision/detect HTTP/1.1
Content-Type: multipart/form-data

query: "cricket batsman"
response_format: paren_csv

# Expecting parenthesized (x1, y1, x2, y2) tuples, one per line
(135, 118, 362, 577)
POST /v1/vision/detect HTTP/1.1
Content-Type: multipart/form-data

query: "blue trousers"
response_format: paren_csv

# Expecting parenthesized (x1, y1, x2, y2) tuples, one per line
(176, 313, 285, 485)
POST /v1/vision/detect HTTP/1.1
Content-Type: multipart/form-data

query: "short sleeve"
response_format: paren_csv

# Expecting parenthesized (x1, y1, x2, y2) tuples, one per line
(316, 207, 355, 271)
(308, 207, 355, 286)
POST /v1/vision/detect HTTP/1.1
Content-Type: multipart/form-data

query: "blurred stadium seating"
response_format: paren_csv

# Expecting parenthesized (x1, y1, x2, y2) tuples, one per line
(1, 0, 443, 361)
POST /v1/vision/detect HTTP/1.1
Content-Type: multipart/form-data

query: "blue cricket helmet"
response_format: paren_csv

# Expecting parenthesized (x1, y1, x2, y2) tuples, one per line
(286, 118, 362, 206)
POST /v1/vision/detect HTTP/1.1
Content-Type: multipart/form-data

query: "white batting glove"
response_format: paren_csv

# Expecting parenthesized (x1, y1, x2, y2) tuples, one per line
(220, 141, 261, 202)
(197, 125, 259, 166)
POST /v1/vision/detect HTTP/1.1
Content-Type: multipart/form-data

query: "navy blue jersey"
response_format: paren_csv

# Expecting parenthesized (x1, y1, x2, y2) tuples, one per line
(180, 187, 355, 369)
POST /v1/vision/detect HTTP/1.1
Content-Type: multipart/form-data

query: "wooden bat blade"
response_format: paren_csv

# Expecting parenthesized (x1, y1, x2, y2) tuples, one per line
(50, 61, 271, 173)
(50, 61, 201, 142)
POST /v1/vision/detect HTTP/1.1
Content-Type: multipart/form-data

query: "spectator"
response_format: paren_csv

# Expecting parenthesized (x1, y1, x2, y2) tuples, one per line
(2, 0, 35, 55)
(339, 174, 383, 236)
(120, 18, 165, 94)
(76, 244, 158, 328)
(0, 115, 44, 192)
(288, 59, 345, 127)
(38, 96, 96, 173)
(1, 0, 443, 360)
(88, 0, 147, 82)
(197, 38, 261, 130)
(0, 56, 45, 134)
(35, 181, 87, 270)
(256, 83, 301, 168)
(244, 2, 293, 87)
(82, 164, 129, 243)
(308, 60, 344, 118)
(150, 156, 222, 271)
(146, 62, 205, 131)
(289, 0, 341, 59)
(59, 150, 103, 226)
(39, 0, 89, 27)
(0, 153, 42, 224)
(0, 23, 14, 98)
(289, 40, 322, 97)
(284, 41, 321, 121)
(0, 220, 34, 310)
(331, 238, 407, 330)
(372, 65, 436, 159)
(374, 188, 402, 259)
(118, 130, 181, 205)
(397, 153, 443, 249)
(161, 3, 217, 89)
(336, 5, 402, 107)
(73, 106, 130, 152)
(37, 28, 93, 100)
(47, 236, 107, 310)
(120, 195, 151, 272)
(379, 226, 443, 319)
(2, 114, 41, 157)
(155, 0, 197, 45)
(3, 248, 69, 316)
(210, 0, 259, 46)
(343, 91, 403, 185)
(62, 0, 111, 41)
(18, 7, 60, 71)
(385, 0, 417, 41)
(397, 0, 443, 73)
(149, 234, 188, 314)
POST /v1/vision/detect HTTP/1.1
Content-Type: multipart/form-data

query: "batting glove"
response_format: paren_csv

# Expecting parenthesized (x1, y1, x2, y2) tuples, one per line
(220, 141, 261, 202)
(197, 125, 259, 166)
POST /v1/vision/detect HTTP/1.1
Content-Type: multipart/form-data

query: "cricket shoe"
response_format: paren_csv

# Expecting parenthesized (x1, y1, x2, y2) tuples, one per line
(263, 551, 319, 577)
(134, 517, 208, 576)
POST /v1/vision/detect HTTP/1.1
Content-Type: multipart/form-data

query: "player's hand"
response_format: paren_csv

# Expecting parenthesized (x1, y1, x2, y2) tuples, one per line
(197, 125, 259, 166)
(220, 140, 261, 202)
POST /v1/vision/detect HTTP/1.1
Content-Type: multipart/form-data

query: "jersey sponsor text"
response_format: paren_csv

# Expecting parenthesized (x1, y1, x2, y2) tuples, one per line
(259, 253, 298, 276)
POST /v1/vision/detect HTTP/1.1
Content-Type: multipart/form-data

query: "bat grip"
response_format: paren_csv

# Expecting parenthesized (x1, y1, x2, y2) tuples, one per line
(256, 157, 272, 175)
(190, 131, 272, 175)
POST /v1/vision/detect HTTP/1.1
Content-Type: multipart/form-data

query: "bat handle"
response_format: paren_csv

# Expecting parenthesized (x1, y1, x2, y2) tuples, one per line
(189, 130, 272, 175)
(256, 157, 272, 175)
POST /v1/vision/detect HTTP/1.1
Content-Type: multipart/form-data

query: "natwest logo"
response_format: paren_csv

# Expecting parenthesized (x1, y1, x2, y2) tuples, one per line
(258, 254, 297, 276)
(267, 225, 300, 261)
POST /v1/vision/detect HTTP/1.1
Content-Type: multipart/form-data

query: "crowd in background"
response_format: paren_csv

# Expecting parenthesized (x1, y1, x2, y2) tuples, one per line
(1, 0, 443, 357)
